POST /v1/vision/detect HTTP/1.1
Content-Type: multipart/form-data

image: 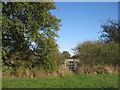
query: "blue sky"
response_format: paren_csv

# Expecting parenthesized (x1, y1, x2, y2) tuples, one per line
(51, 2, 118, 56)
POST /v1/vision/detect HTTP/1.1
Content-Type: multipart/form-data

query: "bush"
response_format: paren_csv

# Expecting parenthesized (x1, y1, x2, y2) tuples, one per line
(75, 41, 119, 66)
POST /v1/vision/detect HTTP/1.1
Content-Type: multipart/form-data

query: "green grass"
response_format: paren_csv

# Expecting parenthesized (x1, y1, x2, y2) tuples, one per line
(2, 74, 118, 88)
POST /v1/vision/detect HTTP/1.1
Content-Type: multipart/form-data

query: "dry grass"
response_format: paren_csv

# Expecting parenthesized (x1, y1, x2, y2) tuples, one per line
(76, 65, 119, 74)
(3, 64, 71, 78)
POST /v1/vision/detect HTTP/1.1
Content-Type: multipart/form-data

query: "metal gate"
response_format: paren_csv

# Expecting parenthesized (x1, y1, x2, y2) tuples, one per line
(65, 60, 78, 71)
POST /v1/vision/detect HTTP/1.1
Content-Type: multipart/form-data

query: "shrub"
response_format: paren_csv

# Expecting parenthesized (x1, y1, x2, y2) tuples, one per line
(75, 41, 119, 66)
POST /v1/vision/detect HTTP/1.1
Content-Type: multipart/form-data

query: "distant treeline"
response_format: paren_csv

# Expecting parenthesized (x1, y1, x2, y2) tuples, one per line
(73, 19, 120, 66)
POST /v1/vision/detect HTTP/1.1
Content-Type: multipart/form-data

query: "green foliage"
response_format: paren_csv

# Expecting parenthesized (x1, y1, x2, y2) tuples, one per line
(71, 55, 79, 59)
(55, 52, 65, 64)
(2, 48, 8, 62)
(75, 41, 119, 66)
(2, 2, 62, 73)
(74, 19, 120, 66)
(100, 19, 120, 43)
(61, 51, 71, 59)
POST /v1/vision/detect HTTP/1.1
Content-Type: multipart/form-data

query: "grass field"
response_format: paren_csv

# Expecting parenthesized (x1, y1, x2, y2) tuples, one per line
(2, 74, 118, 88)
